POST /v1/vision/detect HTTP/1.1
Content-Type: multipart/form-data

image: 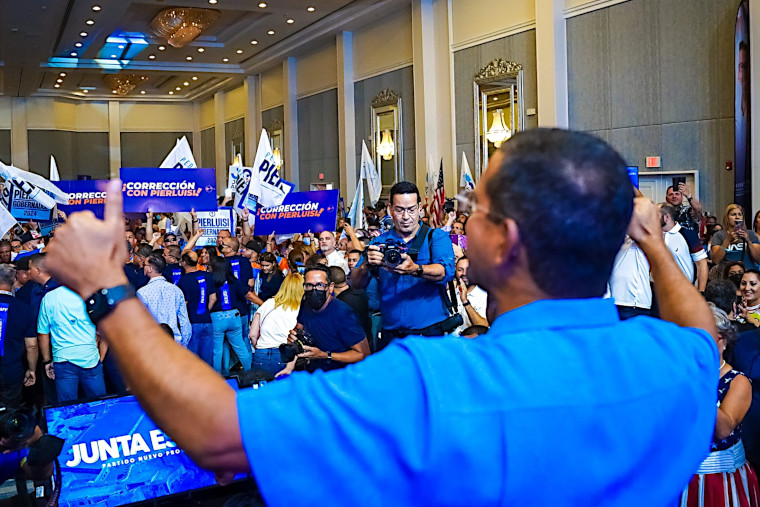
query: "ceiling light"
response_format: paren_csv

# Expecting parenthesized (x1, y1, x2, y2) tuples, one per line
(148, 54, 156, 59)
(485, 109, 511, 148)
(75, 42, 82, 47)
(307, 6, 315, 12)
(258, 2, 267, 7)
(250, 40, 258, 45)
(209, 0, 217, 3)
(222, 57, 229, 62)
(54, 84, 60, 88)
(150, 8, 221, 48)
(197, 47, 205, 53)
(169, 91, 174, 95)
(110, 54, 117, 58)
(56, 79, 63, 83)
(70, 52, 78, 57)
(183, 81, 189, 86)
(176, 86, 181, 90)
(103, 74, 148, 95)
(287, 18, 294, 24)
(117, 44, 124, 49)
(140, 90, 146, 94)
(82, 89, 88, 93)
(86, 19, 95, 25)
(158, 45, 166, 51)
(80, 31, 88, 37)
(59, 72, 66, 77)
(92, 5, 101, 11)
(186, 56, 193, 61)
(267, 30, 275, 35)
(236, 49, 243, 54)
(192, 76, 198, 80)
(112, 90, 118, 94)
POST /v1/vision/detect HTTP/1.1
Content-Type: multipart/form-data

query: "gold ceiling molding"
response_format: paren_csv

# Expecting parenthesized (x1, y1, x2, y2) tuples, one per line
(150, 8, 221, 48)
(371, 89, 400, 108)
(474, 59, 523, 84)
(103, 74, 148, 95)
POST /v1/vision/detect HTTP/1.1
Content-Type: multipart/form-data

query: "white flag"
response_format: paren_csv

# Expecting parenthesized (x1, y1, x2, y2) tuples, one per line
(160, 136, 197, 169)
(49, 156, 60, 182)
(347, 179, 366, 230)
(0, 161, 68, 207)
(426, 154, 437, 200)
(360, 140, 382, 207)
(0, 204, 16, 240)
(246, 129, 294, 209)
(460, 152, 475, 190)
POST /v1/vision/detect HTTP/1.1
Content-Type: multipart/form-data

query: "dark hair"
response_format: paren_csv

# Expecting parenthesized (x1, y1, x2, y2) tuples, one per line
(723, 261, 746, 280)
(181, 252, 198, 267)
(147, 253, 166, 273)
(304, 264, 332, 284)
(329, 266, 346, 285)
(348, 249, 363, 256)
(259, 252, 280, 271)
(202, 245, 219, 262)
(0, 240, 11, 249)
(742, 269, 760, 282)
(135, 244, 154, 259)
(288, 250, 305, 272)
(666, 185, 677, 194)
(209, 255, 233, 286)
(456, 255, 468, 266)
(390, 181, 421, 205)
(28, 252, 47, 271)
(166, 245, 182, 259)
(754, 210, 760, 233)
(306, 253, 326, 267)
(486, 128, 633, 298)
(704, 280, 738, 315)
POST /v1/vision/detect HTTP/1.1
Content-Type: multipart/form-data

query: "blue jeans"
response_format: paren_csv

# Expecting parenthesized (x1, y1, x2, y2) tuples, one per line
(211, 310, 252, 375)
(188, 323, 215, 367)
(252, 348, 286, 377)
(54, 362, 106, 403)
(223, 313, 253, 372)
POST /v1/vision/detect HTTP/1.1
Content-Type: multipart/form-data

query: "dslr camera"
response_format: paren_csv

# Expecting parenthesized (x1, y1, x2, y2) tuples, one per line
(279, 329, 316, 363)
(371, 240, 408, 268)
(0, 404, 35, 441)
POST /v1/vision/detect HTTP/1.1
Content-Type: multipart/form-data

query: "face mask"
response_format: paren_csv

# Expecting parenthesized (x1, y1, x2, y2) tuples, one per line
(303, 289, 328, 310)
(730, 273, 744, 287)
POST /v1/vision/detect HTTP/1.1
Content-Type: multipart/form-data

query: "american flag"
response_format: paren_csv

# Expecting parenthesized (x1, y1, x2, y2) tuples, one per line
(429, 160, 445, 228)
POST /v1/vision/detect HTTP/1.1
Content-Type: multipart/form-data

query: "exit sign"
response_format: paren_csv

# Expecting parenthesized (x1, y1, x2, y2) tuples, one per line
(646, 156, 661, 168)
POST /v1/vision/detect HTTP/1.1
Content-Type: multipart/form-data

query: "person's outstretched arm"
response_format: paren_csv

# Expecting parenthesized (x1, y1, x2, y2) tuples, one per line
(45, 181, 250, 475)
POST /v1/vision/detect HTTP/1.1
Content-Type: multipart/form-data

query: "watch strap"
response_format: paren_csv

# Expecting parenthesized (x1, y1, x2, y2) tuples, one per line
(86, 284, 136, 325)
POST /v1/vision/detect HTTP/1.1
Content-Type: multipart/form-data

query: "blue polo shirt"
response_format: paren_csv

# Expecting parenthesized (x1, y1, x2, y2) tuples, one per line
(237, 298, 718, 506)
(369, 225, 455, 331)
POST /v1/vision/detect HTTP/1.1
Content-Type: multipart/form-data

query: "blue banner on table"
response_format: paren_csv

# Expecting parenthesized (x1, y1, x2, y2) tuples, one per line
(255, 190, 339, 235)
(55, 180, 108, 219)
(120, 168, 217, 213)
(6, 183, 55, 222)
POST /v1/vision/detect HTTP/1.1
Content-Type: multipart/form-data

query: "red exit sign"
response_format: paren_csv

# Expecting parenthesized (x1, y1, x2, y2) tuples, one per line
(646, 156, 661, 168)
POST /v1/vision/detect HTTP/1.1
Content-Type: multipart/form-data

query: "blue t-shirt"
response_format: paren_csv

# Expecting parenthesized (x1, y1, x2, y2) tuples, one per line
(237, 298, 718, 506)
(177, 271, 215, 324)
(297, 298, 365, 372)
(225, 255, 253, 315)
(369, 225, 455, 331)
(0, 294, 36, 383)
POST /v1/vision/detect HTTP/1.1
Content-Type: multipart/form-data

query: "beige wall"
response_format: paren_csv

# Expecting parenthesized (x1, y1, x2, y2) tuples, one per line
(261, 66, 284, 110)
(296, 41, 338, 98)
(25, 98, 108, 131)
(199, 97, 215, 129)
(564, 0, 632, 16)
(224, 84, 246, 121)
(353, 7, 414, 81)
(451, 0, 535, 50)
(119, 102, 195, 132)
(0, 98, 11, 129)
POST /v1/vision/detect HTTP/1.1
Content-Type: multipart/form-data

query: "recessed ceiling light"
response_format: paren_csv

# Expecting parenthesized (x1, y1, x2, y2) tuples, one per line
(176, 86, 181, 91)
(307, 6, 315, 12)
(92, 5, 101, 11)
(110, 54, 117, 58)
(70, 52, 78, 57)
(140, 90, 146, 94)
(117, 44, 124, 49)
(169, 91, 174, 95)
(80, 31, 88, 37)
(267, 30, 275, 35)
(158, 45, 166, 51)
(236, 49, 243, 54)
(192, 76, 198, 80)
(56, 79, 63, 83)
(82, 89, 88, 93)
(186, 56, 193, 61)
(258, 2, 267, 7)
(183, 82, 189, 86)
(287, 18, 294, 24)
(209, 0, 217, 3)
(251, 40, 258, 45)
(222, 57, 229, 62)
(75, 42, 82, 47)
(112, 90, 117, 94)
(148, 54, 156, 59)
(59, 72, 66, 77)
(197, 48, 205, 53)
(54, 84, 60, 88)
(86, 19, 95, 25)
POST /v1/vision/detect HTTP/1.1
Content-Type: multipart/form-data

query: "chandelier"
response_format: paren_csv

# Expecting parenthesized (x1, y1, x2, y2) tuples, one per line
(377, 130, 395, 160)
(485, 109, 512, 148)
(103, 74, 148, 95)
(272, 148, 282, 169)
(150, 8, 221, 48)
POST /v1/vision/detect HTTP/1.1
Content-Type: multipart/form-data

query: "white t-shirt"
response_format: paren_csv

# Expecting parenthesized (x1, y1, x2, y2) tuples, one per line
(663, 223, 694, 282)
(608, 237, 652, 309)
(326, 249, 349, 275)
(254, 298, 299, 350)
(454, 285, 488, 335)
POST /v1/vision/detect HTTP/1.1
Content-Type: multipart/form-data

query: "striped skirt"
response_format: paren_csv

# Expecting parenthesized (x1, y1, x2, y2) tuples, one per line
(681, 442, 760, 507)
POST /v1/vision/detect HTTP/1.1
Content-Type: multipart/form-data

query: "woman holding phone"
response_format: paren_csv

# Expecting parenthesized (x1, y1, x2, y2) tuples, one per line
(710, 204, 760, 271)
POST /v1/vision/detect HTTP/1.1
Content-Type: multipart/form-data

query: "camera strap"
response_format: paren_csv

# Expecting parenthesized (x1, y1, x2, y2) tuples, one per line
(407, 225, 458, 317)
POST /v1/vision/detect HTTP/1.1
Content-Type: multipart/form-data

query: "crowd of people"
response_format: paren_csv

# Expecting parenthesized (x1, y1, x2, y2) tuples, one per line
(0, 128, 758, 505)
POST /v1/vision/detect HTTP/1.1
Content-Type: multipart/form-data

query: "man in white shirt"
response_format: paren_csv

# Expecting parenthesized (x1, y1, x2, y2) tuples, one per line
(319, 231, 349, 275)
(137, 253, 192, 346)
(452, 256, 487, 334)
(608, 237, 652, 319)
(660, 204, 707, 289)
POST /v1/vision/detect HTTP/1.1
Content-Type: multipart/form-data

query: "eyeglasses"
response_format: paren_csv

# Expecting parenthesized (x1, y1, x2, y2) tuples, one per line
(455, 189, 507, 223)
(392, 205, 419, 216)
(303, 282, 329, 290)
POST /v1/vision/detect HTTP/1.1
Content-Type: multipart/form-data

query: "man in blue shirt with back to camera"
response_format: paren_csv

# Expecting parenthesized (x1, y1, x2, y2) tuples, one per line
(45, 128, 720, 506)
(352, 181, 457, 350)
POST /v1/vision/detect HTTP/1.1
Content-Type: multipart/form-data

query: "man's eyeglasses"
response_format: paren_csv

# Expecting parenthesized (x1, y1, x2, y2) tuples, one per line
(303, 282, 329, 290)
(392, 205, 419, 216)
(455, 189, 507, 223)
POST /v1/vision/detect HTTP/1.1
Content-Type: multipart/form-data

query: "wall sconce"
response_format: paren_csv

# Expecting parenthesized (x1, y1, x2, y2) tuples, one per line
(485, 109, 511, 148)
(272, 148, 282, 169)
(377, 129, 395, 160)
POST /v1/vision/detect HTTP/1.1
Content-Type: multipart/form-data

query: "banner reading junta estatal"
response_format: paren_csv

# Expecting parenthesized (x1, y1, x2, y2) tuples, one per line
(234, 129, 294, 213)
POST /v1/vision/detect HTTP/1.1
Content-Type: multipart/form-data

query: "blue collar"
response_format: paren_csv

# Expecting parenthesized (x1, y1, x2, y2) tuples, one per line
(488, 298, 620, 336)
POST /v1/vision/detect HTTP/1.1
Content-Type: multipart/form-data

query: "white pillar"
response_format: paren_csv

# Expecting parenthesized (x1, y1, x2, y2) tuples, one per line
(10, 99, 28, 170)
(283, 57, 300, 190)
(411, 0, 455, 193)
(107, 101, 121, 179)
(535, 0, 569, 127)
(244, 75, 262, 167)
(214, 91, 227, 191)
(750, 0, 760, 213)
(337, 32, 357, 201)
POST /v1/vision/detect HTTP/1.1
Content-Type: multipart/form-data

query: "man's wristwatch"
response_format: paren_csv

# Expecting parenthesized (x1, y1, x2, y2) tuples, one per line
(85, 284, 136, 325)
(412, 264, 424, 277)
(327, 352, 332, 361)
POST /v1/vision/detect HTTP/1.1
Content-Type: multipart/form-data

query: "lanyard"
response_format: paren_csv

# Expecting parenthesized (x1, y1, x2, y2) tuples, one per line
(197, 277, 207, 315)
(0, 303, 9, 357)
(221, 281, 232, 311)
(231, 259, 241, 280)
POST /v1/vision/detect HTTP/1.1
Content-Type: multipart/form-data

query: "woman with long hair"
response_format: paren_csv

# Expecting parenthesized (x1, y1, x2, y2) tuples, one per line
(249, 273, 304, 376)
(248, 252, 284, 306)
(710, 204, 760, 271)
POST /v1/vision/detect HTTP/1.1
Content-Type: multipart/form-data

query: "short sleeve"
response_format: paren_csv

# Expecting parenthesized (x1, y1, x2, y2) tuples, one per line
(255, 298, 275, 318)
(750, 231, 760, 245)
(337, 303, 366, 348)
(430, 229, 455, 283)
(36, 295, 50, 334)
(710, 230, 726, 249)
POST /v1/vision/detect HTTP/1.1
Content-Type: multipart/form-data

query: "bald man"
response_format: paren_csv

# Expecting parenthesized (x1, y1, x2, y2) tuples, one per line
(177, 251, 217, 366)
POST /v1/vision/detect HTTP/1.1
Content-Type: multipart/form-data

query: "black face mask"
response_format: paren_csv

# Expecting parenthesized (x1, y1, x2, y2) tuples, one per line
(729, 273, 744, 288)
(303, 289, 328, 310)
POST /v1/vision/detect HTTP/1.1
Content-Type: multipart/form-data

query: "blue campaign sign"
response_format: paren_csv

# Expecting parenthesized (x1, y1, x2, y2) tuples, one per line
(120, 168, 218, 213)
(255, 190, 339, 235)
(6, 183, 55, 222)
(55, 180, 108, 219)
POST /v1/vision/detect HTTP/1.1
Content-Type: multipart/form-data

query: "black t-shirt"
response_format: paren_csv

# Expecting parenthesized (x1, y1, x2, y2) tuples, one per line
(210, 276, 249, 314)
(225, 255, 253, 315)
(0, 294, 37, 383)
(336, 287, 372, 341)
(177, 271, 215, 324)
(124, 263, 148, 290)
(162, 263, 183, 285)
(259, 271, 284, 302)
(15, 278, 60, 318)
(297, 298, 365, 372)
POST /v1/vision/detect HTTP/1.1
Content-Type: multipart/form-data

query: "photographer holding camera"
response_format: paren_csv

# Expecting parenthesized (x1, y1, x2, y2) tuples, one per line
(352, 182, 457, 350)
(276, 265, 369, 376)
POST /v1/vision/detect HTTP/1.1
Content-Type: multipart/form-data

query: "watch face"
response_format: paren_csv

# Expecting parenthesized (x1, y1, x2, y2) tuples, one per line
(86, 291, 110, 323)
